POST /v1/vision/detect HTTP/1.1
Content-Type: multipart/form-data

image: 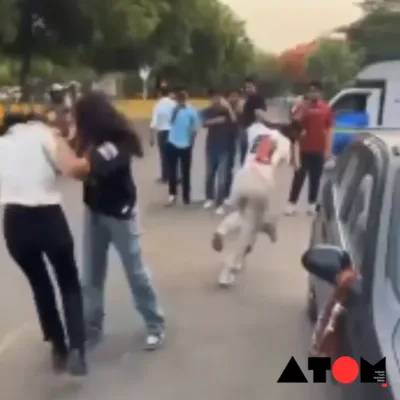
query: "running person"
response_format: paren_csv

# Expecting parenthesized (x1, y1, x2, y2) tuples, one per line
(0, 112, 89, 375)
(211, 110, 292, 286)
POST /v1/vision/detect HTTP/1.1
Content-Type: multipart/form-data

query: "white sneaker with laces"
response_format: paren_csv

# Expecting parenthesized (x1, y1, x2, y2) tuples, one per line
(203, 200, 214, 209)
(218, 267, 235, 287)
(167, 195, 176, 206)
(215, 206, 225, 215)
(284, 203, 297, 216)
(307, 203, 316, 216)
(145, 332, 165, 351)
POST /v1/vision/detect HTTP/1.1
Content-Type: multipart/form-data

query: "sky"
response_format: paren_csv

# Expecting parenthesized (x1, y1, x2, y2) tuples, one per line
(222, 0, 362, 53)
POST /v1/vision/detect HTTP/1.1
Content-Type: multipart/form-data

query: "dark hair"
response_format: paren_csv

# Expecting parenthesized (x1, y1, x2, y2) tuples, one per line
(175, 87, 188, 102)
(159, 87, 169, 97)
(74, 91, 143, 157)
(26, 112, 47, 122)
(227, 88, 240, 95)
(0, 111, 47, 135)
(245, 76, 255, 84)
(308, 80, 323, 90)
(0, 112, 27, 134)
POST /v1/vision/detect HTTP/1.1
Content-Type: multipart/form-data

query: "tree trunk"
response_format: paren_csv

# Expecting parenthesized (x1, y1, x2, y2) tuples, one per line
(18, 0, 34, 102)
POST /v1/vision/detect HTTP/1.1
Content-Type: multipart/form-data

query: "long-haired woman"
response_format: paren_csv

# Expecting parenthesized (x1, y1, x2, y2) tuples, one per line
(0, 112, 89, 375)
(74, 92, 165, 350)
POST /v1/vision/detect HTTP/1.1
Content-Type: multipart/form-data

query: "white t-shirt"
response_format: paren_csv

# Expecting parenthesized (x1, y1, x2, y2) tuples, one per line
(0, 122, 62, 206)
(243, 122, 291, 182)
(150, 96, 177, 131)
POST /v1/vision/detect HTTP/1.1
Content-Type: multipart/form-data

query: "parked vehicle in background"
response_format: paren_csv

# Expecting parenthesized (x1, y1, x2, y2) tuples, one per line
(329, 60, 400, 128)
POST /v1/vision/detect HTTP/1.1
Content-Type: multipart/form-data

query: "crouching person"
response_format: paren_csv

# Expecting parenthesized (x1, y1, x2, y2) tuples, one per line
(211, 110, 292, 287)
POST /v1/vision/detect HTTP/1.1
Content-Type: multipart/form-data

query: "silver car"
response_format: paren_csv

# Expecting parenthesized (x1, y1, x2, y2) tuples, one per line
(305, 131, 400, 399)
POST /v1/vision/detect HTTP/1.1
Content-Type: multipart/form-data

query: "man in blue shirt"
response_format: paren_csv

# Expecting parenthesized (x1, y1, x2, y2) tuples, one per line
(167, 87, 201, 205)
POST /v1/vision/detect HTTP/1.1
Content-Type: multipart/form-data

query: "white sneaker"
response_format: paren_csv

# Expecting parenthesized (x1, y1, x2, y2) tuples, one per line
(167, 195, 176, 206)
(144, 332, 165, 351)
(284, 203, 297, 216)
(224, 198, 233, 206)
(232, 260, 245, 273)
(306, 204, 316, 216)
(218, 267, 235, 287)
(203, 200, 214, 209)
(215, 206, 225, 215)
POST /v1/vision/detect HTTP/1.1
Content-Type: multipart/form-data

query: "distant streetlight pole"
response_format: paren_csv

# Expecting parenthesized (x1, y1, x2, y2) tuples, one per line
(139, 65, 151, 100)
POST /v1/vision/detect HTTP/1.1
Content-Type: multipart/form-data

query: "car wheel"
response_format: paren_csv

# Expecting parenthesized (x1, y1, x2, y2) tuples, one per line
(307, 280, 318, 324)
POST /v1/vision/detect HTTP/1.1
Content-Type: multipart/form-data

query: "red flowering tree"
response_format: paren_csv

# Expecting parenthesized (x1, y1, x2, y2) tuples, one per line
(278, 41, 319, 88)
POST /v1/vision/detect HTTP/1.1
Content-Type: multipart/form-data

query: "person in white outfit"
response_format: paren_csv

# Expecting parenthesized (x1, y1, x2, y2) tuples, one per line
(211, 110, 293, 286)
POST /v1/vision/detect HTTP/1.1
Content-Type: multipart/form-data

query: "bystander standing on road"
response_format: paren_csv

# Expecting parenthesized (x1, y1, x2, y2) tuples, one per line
(225, 89, 243, 202)
(241, 77, 266, 164)
(202, 89, 237, 215)
(150, 87, 176, 183)
(166, 87, 201, 206)
(285, 80, 333, 216)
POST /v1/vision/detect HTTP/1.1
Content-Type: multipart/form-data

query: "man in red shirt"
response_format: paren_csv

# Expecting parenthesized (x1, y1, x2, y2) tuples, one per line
(285, 80, 333, 216)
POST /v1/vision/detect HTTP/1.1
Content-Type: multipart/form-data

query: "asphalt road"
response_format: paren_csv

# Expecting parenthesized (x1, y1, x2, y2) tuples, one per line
(0, 118, 338, 400)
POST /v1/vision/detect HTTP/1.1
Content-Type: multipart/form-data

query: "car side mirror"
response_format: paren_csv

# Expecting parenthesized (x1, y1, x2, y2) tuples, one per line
(301, 244, 351, 285)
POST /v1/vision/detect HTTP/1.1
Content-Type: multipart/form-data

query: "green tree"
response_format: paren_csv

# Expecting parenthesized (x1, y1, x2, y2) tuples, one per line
(358, 0, 400, 12)
(340, 0, 400, 64)
(0, 0, 262, 92)
(306, 39, 363, 97)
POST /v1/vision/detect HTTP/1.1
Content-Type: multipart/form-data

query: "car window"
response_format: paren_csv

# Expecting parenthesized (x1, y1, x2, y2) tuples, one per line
(341, 174, 373, 269)
(386, 169, 400, 298)
(331, 93, 368, 116)
(334, 147, 362, 206)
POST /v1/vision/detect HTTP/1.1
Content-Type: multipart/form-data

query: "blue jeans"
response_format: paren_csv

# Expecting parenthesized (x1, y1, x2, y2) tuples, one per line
(82, 207, 165, 338)
(205, 146, 229, 207)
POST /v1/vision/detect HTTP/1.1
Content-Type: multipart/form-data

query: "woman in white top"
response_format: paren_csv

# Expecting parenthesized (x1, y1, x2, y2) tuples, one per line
(0, 112, 89, 376)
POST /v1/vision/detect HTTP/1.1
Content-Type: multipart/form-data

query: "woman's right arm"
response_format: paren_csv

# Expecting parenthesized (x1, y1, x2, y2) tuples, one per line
(52, 133, 90, 179)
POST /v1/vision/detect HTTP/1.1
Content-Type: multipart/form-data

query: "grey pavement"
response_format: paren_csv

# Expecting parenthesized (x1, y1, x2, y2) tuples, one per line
(0, 118, 337, 400)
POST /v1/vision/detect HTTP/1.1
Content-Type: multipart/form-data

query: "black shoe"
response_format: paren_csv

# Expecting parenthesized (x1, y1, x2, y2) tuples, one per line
(67, 349, 88, 376)
(85, 329, 104, 351)
(51, 345, 68, 373)
(212, 232, 224, 252)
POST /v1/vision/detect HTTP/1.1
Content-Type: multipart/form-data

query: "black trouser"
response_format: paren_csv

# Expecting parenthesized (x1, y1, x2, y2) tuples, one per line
(288, 152, 325, 204)
(3, 204, 85, 353)
(225, 142, 236, 199)
(239, 131, 248, 165)
(157, 130, 169, 182)
(167, 143, 192, 203)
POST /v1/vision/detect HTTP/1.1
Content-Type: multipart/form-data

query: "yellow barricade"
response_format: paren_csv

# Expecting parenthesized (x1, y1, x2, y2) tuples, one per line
(0, 99, 209, 121)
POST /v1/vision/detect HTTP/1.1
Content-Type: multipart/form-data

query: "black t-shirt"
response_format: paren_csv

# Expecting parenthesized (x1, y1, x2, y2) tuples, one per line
(242, 93, 266, 128)
(83, 142, 136, 219)
(202, 106, 235, 150)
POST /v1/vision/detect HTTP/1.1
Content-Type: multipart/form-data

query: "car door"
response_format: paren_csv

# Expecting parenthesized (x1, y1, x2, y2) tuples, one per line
(337, 142, 387, 398)
(312, 146, 364, 312)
